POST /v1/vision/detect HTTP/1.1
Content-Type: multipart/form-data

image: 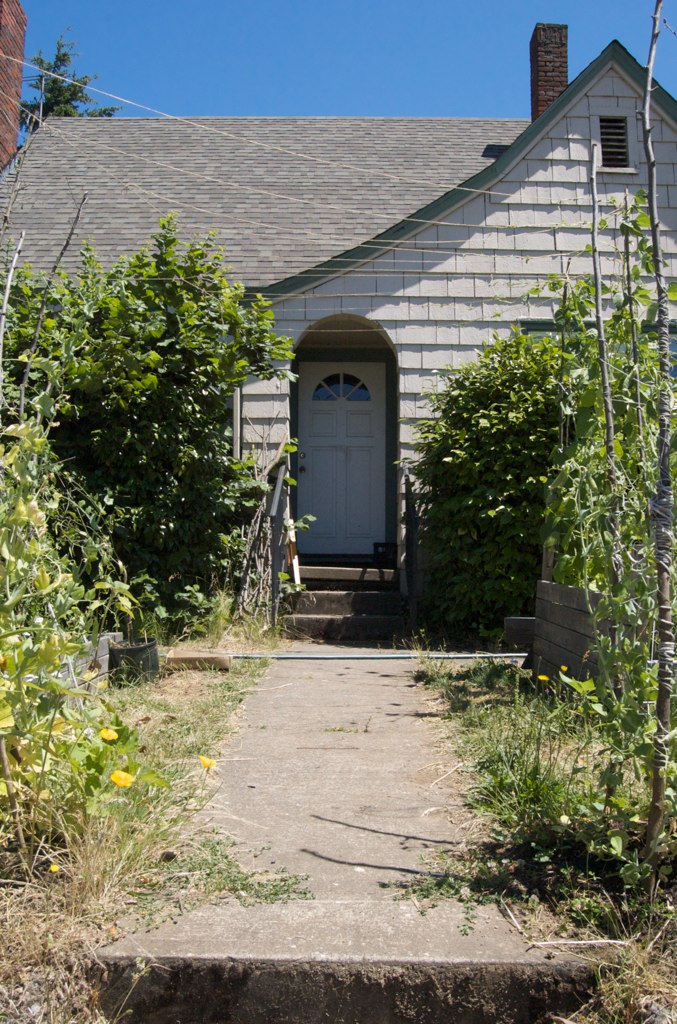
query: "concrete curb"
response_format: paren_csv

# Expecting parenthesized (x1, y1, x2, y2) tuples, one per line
(97, 954, 595, 1024)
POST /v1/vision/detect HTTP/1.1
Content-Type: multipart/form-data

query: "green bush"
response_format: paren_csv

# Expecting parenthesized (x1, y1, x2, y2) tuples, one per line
(415, 331, 561, 635)
(7, 217, 293, 617)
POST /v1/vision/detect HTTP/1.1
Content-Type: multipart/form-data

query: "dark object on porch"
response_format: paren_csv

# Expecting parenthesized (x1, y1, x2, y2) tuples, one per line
(373, 542, 397, 568)
(504, 617, 535, 650)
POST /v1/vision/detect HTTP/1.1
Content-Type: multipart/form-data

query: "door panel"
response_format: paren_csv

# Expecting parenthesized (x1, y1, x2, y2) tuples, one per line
(307, 445, 337, 538)
(310, 410, 336, 436)
(345, 411, 372, 436)
(346, 446, 372, 538)
(297, 362, 385, 555)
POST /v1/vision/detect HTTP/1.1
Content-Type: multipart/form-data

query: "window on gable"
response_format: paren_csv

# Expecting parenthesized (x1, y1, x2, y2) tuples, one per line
(599, 116, 630, 168)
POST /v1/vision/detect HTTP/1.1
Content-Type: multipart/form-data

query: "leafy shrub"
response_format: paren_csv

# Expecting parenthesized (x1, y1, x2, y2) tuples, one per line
(8, 217, 293, 616)
(414, 331, 562, 635)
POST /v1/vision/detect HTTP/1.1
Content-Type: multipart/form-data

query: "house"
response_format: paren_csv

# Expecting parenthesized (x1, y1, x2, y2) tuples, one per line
(1, 7, 676, 574)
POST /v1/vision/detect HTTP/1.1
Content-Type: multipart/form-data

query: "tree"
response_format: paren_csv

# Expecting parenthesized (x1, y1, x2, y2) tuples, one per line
(21, 35, 119, 133)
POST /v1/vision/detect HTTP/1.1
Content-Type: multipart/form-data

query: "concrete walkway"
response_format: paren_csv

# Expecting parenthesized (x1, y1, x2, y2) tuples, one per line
(103, 644, 592, 1023)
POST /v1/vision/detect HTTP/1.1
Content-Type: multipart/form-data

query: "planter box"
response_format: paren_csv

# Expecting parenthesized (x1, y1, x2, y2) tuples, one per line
(532, 581, 601, 681)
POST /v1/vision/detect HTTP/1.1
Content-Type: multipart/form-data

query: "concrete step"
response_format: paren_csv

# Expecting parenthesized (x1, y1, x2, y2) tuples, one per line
(284, 613, 405, 642)
(300, 565, 398, 590)
(100, 903, 594, 1024)
(292, 589, 403, 616)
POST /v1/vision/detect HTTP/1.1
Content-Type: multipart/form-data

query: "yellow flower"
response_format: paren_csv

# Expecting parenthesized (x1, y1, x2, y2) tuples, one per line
(537, 674, 549, 682)
(111, 769, 134, 788)
(199, 755, 216, 770)
(48, 863, 60, 874)
(100, 727, 119, 742)
(560, 665, 569, 672)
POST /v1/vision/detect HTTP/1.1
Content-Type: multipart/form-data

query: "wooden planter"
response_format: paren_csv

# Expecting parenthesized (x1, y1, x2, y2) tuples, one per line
(532, 581, 602, 681)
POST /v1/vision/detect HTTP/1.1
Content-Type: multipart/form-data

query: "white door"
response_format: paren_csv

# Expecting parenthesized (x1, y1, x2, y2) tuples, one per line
(297, 362, 386, 556)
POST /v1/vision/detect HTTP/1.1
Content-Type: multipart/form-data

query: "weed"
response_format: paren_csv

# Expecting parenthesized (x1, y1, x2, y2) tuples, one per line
(412, 658, 677, 1022)
(129, 834, 310, 928)
(0, 657, 304, 1023)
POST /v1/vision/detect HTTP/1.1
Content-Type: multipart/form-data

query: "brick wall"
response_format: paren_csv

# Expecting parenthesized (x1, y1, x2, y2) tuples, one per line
(0, 0, 26, 168)
(530, 23, 568, 121)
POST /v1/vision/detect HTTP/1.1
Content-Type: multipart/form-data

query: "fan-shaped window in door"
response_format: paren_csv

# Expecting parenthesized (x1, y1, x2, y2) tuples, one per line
(312, 372, 371, 402)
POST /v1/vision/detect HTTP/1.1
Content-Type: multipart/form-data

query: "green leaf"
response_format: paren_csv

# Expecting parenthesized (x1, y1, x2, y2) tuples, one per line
(0, 699, 15, 731)
(609, 832, 625, 856)
(136, 768, 170, 789)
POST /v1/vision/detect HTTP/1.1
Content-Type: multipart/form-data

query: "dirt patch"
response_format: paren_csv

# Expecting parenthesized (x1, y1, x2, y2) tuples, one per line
(153, 668, 218, 703)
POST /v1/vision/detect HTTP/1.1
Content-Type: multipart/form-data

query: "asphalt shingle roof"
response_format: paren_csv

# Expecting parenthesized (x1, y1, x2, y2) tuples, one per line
(1, 115, 529, 289)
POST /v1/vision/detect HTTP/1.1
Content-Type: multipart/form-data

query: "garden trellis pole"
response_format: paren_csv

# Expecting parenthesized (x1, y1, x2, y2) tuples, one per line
(641, 0, 674, 891)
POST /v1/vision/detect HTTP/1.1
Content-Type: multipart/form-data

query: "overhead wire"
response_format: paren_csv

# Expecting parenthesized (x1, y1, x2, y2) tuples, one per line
(28, 116, 603, 239)
(3, 49, 629, 231)
(0, 119, 610, 313)
(3, 51, 530, 197)
(11, 114, 606, 272)
(0, 75, 647, 306)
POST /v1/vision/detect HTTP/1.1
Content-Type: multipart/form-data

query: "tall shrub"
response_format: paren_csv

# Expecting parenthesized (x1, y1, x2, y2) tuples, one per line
(415, 331, 561, 635)
(8, 217, 293, 613)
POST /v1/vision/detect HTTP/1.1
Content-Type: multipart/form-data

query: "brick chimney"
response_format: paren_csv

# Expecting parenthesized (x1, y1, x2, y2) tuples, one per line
(530, 23, 568, 121)
(0, 0, 26, 167)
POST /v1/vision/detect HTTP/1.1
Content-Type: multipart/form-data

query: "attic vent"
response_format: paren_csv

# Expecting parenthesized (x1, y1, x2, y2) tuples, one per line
(599, 116, 629, 167)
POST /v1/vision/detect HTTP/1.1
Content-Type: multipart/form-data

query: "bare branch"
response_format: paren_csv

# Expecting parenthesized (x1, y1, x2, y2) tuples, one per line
(591, 143, 623, 701)
(0, 130, 34, 251)
(623, 190, 645, 450)
(0, 736, 29, 872)
(590, 144, 617, 491)
(18, 192, 88, 419)
(0, 230, 24, 422)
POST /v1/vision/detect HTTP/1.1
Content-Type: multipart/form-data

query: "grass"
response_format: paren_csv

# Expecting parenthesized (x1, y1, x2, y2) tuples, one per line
(127, 835, 309, 930)
(0, 654, 308, 1023)
(410, 658, 677, 1024)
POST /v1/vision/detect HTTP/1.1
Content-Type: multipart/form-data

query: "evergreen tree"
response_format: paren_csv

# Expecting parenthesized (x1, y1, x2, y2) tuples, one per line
(21, 36, 119, 133)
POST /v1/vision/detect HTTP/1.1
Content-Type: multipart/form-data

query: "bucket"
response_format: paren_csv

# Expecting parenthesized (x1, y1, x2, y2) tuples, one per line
(109, 638, 159, 682)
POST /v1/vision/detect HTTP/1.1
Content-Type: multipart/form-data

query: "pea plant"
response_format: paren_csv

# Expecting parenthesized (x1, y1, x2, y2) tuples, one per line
(0, 359, 149, 875)
(544, 4, 676, 892)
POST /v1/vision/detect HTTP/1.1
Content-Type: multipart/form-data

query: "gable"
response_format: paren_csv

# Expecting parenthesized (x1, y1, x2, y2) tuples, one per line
(263, 40, 677, 302)
(261, 46, 677, 469)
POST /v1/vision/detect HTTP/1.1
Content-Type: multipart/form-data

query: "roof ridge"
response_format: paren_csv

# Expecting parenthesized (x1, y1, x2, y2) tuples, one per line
(43, 114, 531, 125)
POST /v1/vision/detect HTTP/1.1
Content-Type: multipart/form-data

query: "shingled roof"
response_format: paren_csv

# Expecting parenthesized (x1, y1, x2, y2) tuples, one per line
(1, 116, 528, 289)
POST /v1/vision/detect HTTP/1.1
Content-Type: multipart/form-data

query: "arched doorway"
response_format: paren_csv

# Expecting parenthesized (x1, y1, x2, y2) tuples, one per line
(291, 314, 398, 563)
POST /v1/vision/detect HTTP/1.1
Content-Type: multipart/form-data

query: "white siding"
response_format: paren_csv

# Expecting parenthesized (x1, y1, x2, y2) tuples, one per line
(243, 61, 677, 467)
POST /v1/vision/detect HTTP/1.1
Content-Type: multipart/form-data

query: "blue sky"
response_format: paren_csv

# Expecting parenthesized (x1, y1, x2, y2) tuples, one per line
(20, 1, 677, 119)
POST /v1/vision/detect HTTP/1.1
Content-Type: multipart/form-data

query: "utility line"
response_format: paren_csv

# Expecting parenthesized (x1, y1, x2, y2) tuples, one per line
(3, 50, 529, 198)
(2, 89, 628, 269)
